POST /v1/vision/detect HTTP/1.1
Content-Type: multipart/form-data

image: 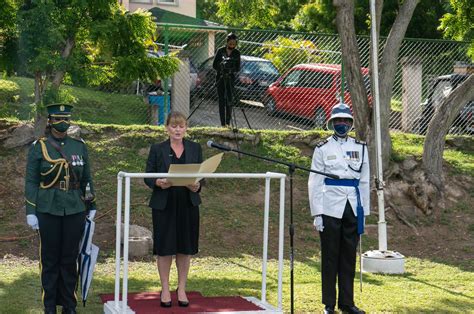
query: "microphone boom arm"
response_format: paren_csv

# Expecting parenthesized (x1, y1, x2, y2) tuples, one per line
(207, 141, 339, 179)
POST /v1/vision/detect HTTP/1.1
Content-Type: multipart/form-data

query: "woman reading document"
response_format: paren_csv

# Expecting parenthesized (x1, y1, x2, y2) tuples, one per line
(144, 111, 203, 308)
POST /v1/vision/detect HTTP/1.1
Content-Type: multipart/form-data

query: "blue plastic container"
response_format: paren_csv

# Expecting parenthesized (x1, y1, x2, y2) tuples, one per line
(148, 94, 171, 125)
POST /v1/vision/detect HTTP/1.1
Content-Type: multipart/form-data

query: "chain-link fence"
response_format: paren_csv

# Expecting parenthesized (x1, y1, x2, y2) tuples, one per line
(0, 24, 472, 135)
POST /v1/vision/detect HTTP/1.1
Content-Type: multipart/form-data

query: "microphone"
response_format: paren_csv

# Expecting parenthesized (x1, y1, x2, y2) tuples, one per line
(207, 140, 232, 152)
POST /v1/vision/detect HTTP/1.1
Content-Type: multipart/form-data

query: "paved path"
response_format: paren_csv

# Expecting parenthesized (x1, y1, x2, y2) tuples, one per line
(188, 98, 315, 131)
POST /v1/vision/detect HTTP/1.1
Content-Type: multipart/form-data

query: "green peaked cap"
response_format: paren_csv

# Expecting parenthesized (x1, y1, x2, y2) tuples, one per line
(46, 103, 73, 116)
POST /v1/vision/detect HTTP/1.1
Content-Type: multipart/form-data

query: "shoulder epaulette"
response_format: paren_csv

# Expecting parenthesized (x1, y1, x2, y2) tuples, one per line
(71, 137, 86, 144)
(33, 137, 46, 146)
(355, 139, 366, 145)
(315, 139, 328, 148)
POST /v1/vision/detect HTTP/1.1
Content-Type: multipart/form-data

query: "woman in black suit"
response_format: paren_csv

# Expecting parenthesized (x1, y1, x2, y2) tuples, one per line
(144, 111, 203, 308)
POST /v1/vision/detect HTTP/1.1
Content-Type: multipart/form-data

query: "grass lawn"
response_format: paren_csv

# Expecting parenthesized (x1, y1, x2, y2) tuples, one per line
(1, 255, 473, 313)
(0, 122, 473, 313)
(1, 77, 149, 125)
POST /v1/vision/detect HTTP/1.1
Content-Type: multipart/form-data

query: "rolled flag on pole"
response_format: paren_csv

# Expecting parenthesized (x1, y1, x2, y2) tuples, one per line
(78, 217, 99, 306)
(355, 191, 365, 235)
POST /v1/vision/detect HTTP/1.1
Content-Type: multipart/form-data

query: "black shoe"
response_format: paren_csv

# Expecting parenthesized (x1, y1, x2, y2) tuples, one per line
(160, 300, 172, 308)
(176, 288, 189, 307)
(61, 308, 76, 314)
(44, 308, 56, 314)
(324, 305, 335, 314)
(160, 291, 172, 308)
(339, 305, 365, 314)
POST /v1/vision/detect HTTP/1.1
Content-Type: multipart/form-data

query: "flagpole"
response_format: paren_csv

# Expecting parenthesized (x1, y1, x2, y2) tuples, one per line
(361, 0, 405, 274)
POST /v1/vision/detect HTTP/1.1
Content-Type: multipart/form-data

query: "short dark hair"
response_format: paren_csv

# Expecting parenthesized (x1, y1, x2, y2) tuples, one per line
(226, 33, 238, 42)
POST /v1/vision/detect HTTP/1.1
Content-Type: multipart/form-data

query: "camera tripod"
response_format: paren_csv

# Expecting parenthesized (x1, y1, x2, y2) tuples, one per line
(219, 72, 252, 159)
(221, 72, 252, 127)
(187, 73, 251, 130)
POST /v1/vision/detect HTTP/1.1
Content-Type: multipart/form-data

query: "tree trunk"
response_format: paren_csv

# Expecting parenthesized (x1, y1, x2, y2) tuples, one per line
(333, 0, 371, 141)
(34, 72, 47, 138)
(422, 75, 474, 190)
(377, 0, 419, 170)
(51, 37, 76, 87)
(32, 37, 76, 138)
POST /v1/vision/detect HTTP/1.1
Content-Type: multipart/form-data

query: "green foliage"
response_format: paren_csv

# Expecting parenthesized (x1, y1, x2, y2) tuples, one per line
(196, 0, 219, 21)
(439, 0, 474, 59)
(216, 0, 278, 29)
(42, 86, 77, 106)
(261, 36, 320, 73)
(391, 99, 402, 112)
(291, 0, 337, 33)
(15, 1, 180, 107)
(0, 79, 20, 102)
(0, 0, 18, 75)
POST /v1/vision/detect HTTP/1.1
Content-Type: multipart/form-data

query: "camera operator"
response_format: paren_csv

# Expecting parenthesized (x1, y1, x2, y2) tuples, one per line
(213, 33, 241, 127)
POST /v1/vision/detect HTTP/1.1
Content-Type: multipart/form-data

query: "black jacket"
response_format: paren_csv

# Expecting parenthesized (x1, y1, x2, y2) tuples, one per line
(144, 139, 203, 210)
(213, 46, 241, 82)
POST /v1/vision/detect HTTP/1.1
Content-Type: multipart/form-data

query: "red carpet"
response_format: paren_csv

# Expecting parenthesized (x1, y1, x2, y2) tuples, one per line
(100, 291, 265, 313)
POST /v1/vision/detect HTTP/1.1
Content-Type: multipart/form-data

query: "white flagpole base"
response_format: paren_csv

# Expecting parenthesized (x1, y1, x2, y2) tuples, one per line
(362, 250, 405, 274)
(104, 301, 135, 314)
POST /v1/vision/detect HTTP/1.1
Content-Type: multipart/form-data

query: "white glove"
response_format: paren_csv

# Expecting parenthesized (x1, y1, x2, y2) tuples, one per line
(27, 214, 39, 230)
(88, 210, 96, 221)
(313, 215, 324, 232)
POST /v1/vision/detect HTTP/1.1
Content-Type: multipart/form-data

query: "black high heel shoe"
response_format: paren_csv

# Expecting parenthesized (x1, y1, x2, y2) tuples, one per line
(176, 288, 189, 307)
(160, 291, 172, 308)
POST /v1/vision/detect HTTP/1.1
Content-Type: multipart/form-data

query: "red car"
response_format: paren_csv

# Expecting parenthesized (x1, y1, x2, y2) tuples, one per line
(264, 63, 371, 127)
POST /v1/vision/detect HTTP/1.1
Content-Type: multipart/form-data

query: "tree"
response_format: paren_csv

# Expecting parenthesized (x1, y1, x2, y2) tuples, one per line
(438, 0, 474, 59)
(333, 0, 420, 170)
(215, 0, 278, 29)
(422, 75, 474, 190)
(292, 0, 445, 39)
(261, 36, 320, 73)
(196, 0, 219, 22)
(0, 0, 19, 75)
(421, 0, 473, 201)
(16, 1, 180, 137)
(268, 0, 308, 30)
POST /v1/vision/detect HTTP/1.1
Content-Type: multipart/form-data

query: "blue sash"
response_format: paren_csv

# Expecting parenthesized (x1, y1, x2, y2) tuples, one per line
(324, 178, 364, 234)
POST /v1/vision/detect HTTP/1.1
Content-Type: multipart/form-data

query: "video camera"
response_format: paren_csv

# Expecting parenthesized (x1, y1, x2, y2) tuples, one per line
(220, 56, 235, 74)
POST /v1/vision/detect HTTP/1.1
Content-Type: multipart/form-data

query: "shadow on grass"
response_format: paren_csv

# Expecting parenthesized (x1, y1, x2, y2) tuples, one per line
(404, 273, 474, 300)
(0, 271, 45, 313)
(390, 297, 474, 313)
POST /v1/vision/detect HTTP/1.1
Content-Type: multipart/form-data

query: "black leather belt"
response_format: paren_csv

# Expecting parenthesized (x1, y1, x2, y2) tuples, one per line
(42, 181, 81, 191)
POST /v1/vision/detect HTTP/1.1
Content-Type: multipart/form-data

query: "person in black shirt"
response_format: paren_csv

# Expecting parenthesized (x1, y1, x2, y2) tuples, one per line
(144, 111, 203, 308)
(212, 33, 241, 127)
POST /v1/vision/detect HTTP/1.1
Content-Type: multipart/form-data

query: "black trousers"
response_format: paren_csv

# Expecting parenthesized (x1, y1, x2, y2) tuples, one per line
(319, 201, 359, 308)
(216, 77, 233, 126)
(37, 211, 86, 310)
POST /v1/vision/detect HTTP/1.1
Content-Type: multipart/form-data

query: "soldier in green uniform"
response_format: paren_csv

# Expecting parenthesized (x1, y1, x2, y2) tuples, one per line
(24, 103, 97, 314)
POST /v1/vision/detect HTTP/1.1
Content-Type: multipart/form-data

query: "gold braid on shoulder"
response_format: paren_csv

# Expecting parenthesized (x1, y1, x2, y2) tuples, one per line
(39, 139, 70, 190)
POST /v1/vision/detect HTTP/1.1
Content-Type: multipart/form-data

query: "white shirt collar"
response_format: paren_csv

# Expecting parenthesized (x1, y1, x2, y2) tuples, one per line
(332, 134, 348, 143)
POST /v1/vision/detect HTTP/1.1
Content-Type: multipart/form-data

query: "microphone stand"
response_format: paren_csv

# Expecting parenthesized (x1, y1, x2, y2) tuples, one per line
(208, 142, 338, 314)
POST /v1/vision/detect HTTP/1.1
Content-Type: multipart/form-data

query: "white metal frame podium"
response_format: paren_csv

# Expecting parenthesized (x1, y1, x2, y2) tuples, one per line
(104, 171, 286, 314)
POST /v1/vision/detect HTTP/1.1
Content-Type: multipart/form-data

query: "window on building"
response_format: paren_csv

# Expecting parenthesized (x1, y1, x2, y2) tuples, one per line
(157, 0, 178, 4)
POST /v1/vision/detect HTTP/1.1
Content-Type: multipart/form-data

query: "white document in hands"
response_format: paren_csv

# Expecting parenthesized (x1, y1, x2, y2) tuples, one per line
(167, 153, 224, 186)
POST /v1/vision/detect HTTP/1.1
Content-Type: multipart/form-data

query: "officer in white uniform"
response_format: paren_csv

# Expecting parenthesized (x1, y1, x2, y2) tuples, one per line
(308, 102, 369, 314)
